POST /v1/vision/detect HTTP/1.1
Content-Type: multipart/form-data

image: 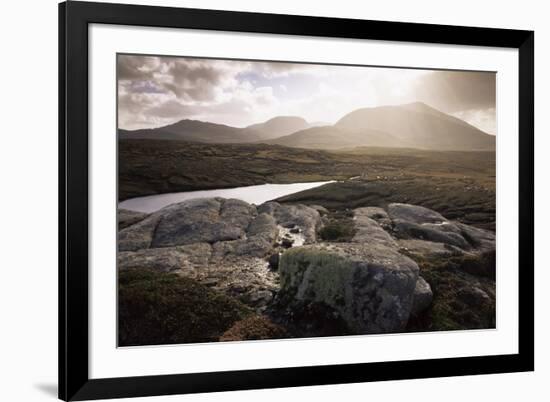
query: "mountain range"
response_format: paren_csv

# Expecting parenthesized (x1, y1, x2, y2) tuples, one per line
(118, 102, 495, 151)
(118, 115, 311, 143)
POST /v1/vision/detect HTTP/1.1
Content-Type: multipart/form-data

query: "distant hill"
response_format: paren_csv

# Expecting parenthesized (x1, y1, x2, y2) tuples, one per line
(245, 116, 310, 140)
(118, 119, 261, 143)
(119, 116, 311, 143)
(265, 126, 409, 150)
(334, 102, 495, 151)
(119, 103, 495, 151)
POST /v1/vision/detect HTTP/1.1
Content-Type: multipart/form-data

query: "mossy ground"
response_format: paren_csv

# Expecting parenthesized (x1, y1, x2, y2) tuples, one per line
(267, 299, 352, 339)
(220, 315, 287, 341)
(404, 253, 496, 332)
(118, 268, 253, 346)
(318, 211, 356, 242)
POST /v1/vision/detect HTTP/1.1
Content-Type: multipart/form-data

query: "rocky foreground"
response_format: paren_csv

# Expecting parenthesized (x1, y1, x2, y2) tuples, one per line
(118, 198, 496, 346)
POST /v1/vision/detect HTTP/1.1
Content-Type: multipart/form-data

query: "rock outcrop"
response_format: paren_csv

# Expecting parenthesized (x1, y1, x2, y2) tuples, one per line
(352, 208, 397, 247)
(396, 239, 463, 260)
(118, 198, 495, 335)
(258, 202, 321, 243)
(278, 243, 419, 333)
(118, 214, 162, 251)
(152, 198, 255, 247)
(388, 203, 495, 253)
(118, 209, 149, 230)
(388, 203, 447, 225)
(276, 202, 494, 333)
(118, 243, 212, 273)
(411, 276, 433, 316)
(117, 198, 322, 311)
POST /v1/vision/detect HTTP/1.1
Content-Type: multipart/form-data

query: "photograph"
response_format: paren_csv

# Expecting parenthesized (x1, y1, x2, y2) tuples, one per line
(116, 53, 497, 347)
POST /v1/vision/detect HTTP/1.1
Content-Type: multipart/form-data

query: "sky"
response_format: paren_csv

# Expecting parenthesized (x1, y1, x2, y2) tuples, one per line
(117, 54, 496, 134)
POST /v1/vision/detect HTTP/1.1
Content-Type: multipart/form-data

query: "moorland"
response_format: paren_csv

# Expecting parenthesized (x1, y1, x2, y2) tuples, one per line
(119, 140, 495, 230)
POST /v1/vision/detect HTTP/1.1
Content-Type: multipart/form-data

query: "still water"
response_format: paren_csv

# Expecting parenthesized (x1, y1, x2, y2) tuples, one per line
(119, 181, 334, 213)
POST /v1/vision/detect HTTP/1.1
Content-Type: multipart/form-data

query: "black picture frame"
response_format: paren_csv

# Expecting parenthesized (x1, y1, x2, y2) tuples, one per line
(59, 1, 534, 400)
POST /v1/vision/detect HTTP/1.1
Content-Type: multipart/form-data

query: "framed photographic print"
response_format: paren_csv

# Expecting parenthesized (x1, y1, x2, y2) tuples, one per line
(59, 1, 534, 400)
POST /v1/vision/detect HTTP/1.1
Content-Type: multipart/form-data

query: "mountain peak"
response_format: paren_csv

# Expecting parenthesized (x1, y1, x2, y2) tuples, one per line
(403, 101, 429, 108)
(401, 101, 443, 114)
(333, 102, 493, 151)
(119, 102, 494, 151)
(167, 118, 231, 129)
(264, 115, 307, 124)
(246, 115, 310, 140)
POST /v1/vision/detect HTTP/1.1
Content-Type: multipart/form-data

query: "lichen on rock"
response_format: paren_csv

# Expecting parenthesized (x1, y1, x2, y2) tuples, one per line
(278, 242, 419, 334)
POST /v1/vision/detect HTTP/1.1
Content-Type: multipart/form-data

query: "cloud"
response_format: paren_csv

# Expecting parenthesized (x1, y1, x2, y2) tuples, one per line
(117, 55, 282, 129)
(251, 61, 328, 78)
(452, 107, 496, 135)
(119, 55, 242, 100)
(117, 55, 160, 80)
(144, 100, 197, 119)
(412, 70, 496, 113)
(117, 54, 497, 132)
